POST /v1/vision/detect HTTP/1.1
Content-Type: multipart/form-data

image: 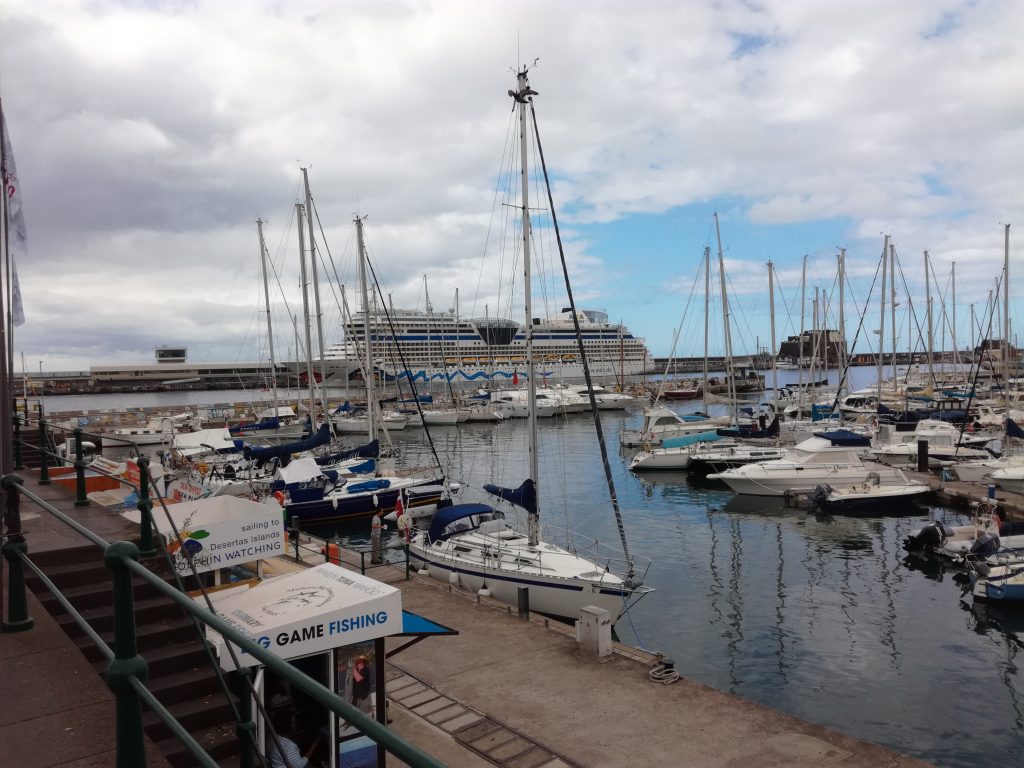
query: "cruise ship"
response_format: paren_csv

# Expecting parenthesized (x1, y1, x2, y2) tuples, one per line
(325, 307, 655, 382)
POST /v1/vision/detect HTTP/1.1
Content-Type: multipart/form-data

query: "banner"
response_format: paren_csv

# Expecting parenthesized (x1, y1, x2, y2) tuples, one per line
(2, 106, 27, 326)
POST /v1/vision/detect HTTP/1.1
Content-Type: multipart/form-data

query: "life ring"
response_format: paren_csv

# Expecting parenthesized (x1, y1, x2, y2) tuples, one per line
(273, 491, 286, 507)
(196, 462, 209, 476)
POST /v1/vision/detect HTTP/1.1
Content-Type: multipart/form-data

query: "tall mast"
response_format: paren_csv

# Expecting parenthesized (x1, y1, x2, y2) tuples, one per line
(257, 218, 279, 419)
(516, 67, 540, 546)
(768, 260, 778, 429)
(302, 168, 330, 427)
(890, 243, 898, 382)
(702, 246, 710, 398)
(296, 203, 316, 420)
(713, 212, 736, 424)
(877, 235, 889, 404)
(951, 261, 958, 374)
(356, 216, 376, 442)
(1004, 224, 1011, 427)
(924, 249, 934, 386)
(799, 255, 807, 390)
(838, 248, 847, 379)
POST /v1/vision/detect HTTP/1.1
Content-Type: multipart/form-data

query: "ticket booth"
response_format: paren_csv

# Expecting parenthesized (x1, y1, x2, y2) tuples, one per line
(206, 563, 414, 767)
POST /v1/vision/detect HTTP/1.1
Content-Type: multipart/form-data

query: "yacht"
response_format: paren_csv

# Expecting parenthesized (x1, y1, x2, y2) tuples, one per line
(708, 429, 908, 497)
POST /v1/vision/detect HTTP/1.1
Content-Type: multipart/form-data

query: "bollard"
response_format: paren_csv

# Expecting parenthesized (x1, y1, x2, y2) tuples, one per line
(37, 407, 51, 486)
(989, 483, 996, 500)
(517, 586, 530, 619)
(231, 667, 256, 768)
(916, 439, 929, 473)
(404, 544, 410, 580)
(103, 541, 149, 768)
(136, 458, 156, 556)
(13, 413, 23, 470)
(73, 428, 89, 507)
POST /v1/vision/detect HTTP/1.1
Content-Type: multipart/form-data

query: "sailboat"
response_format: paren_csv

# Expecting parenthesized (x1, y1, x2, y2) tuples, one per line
(408, 68, 653, 623)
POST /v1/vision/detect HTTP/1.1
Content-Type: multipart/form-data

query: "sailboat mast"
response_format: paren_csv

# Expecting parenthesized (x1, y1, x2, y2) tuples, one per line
(702, 246, 710, 398)
(890, 243, 897, 382)
(356, 217, 376, 442)
(256, 218, 279, 420)
(951, 261, 958, 373)
(799, 255, 807, 391)
(768, 261, 778, 419)
(838, 248, 847, 376)
(302, 168, 331, 427)
(713, 213, 736, 423)
(296, 203, 317, 421)
(1004, 224, 1011, 427)
(925, 249, 934, 385)
(516, 67, 540, 545)
(877, 235, 889, 404)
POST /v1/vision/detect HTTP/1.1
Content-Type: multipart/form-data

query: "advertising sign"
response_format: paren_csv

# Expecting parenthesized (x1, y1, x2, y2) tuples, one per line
(209, 563, 402, 669)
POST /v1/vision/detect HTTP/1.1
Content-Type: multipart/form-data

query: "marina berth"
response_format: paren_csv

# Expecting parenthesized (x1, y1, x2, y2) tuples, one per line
(810, 473, 930, 515)
(708, 429, 909, 497)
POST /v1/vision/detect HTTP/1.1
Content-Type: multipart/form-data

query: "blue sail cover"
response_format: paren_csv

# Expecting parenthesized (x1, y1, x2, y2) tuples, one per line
(333, 401, 352, 414)
(1008, 418, 1024, 439)
(812, 429, 871, 447)
(427, 503, 496, 542)
(314, 439, 380, 464)
(811, 404, 835, 422)
(483, 478, 537, 515)
(662, 431, 722, 449)
(346, 478, 391, 494)
(469, 391, 492, 401)
(242, 424, 331, 468)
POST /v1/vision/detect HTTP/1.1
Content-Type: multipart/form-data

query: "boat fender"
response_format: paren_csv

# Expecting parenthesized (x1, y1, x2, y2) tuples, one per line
(321, 542, 341, 565)
(273, 491, 285, 507)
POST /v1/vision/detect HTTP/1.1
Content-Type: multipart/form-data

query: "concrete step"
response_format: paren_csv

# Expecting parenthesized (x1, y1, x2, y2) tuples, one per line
(36, 570, 181, 612)
(156, 720, 240, 768)
(143, 690, 239, 743)
(55, 595, 185, 637)
(146, 664, 227, 707)
(74, 614, 202, 662)
(26, 558, 109, 589)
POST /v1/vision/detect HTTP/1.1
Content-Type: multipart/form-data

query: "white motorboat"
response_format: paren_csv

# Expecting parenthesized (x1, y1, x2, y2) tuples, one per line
(869, 419, 994, 467)
(952, 455, 1024, 483)
(686, 442, 789, 476)
(620, 406, 729, 447)
(105, 411, 197, 447)
(708, 429, 908, 497)
(810, 474, 930, 515)
(967, 550, 1024, 602)
(991, 465, 1024, 494)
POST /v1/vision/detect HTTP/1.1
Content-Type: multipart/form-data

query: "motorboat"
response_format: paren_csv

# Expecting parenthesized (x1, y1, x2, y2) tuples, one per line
(708, 429, 908, 497)
(105, 411, 197, 447)
(686, 442, 789, 476)
(810, 473, 930, 515)
(868, 419, 994, 467)
(620, 406, 730, 447)
(991, 465, 1024, 494)
(966, 550, 1024, 602)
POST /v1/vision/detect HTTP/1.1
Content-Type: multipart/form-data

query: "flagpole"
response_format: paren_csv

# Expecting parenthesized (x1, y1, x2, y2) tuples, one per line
(0, 99, 12, 420)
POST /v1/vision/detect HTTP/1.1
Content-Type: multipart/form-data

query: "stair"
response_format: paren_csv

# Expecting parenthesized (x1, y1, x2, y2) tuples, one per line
(25, 542, 244, 767)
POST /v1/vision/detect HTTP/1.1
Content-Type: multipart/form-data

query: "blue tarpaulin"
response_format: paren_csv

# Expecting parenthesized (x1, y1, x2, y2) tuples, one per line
(661, 431, 722, 449)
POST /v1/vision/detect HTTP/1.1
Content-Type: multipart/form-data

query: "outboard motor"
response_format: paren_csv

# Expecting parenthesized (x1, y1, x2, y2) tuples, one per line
(810, 484, 833, 509)
(903, 521, 947, 552)
(968, 532, 1001, 559)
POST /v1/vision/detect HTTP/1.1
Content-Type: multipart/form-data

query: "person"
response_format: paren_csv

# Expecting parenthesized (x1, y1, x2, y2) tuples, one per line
(351, 655, 373, 714)
(268, 712, 318, 768)
(370, 508, 384, 564)
(396, 493, 411, 542)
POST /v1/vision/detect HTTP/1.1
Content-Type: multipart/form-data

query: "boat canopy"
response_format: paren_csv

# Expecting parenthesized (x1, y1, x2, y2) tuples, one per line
(662, 431, 722, 449)
(812, 429, 872, 447)
(1008, 418, 1024, 439)
(426, 503, 500, 542)
(717, 417, 779, 440)
(483, 478, 537, 515)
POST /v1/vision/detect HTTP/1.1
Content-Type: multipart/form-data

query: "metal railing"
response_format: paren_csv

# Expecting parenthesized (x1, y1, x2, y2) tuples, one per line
(1, 441, 447, 768)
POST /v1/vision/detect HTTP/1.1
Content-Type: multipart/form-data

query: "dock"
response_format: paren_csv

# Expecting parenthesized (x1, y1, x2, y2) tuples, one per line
(1, 478, 935, 768)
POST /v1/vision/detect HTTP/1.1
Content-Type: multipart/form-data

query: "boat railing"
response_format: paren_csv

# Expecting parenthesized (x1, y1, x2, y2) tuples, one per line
(1, 460, 447, 768)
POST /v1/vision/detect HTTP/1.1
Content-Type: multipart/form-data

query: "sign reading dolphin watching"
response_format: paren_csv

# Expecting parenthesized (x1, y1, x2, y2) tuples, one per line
(146, 496, 285, 575)
(209, 563, 403, 669)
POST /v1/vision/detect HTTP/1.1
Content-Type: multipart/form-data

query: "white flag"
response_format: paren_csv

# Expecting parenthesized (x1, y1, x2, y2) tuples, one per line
(2, 106, 27, 327)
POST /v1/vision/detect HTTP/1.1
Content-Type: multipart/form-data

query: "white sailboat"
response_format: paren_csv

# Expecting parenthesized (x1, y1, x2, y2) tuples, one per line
(408, 68, 652, 623)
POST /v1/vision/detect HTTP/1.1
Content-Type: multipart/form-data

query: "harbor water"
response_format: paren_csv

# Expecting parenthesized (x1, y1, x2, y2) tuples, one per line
(43, 380, 1024, 768)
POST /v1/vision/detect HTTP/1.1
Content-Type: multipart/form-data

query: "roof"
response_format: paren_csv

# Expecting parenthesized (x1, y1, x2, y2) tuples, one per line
(811, 429, 872, 447)
(427, 503, 496, 541)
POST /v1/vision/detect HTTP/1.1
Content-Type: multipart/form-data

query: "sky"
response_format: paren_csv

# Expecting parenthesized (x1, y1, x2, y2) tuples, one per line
(1, 0, 1022, 372)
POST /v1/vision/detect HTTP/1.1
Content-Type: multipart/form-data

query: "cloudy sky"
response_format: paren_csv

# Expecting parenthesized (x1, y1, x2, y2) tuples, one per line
(1, 0, 1021, 372)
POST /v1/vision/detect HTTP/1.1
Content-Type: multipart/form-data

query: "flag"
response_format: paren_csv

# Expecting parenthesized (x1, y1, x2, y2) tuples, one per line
(512, 370, 519, 385)
(2, 106, 27, 327)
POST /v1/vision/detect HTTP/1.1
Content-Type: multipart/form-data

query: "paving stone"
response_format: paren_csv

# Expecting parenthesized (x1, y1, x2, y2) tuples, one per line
(389, 682, 427, 701)
(411, 697, 456, 716)
(438, 711, 482, 733)
(386, 675, 419, 692)
(536, 759, 573, 768)
(470, 727, 517, 753)
(401, 689, 442, 709)
(506, 748, 556, 768)
(490, 736, 533, 761)
(425, 704, 466, 724)
(452, 718, 501, 742)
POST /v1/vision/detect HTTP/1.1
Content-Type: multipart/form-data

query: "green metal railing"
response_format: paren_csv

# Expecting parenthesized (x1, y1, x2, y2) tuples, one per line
(1, 472, 448, 768)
